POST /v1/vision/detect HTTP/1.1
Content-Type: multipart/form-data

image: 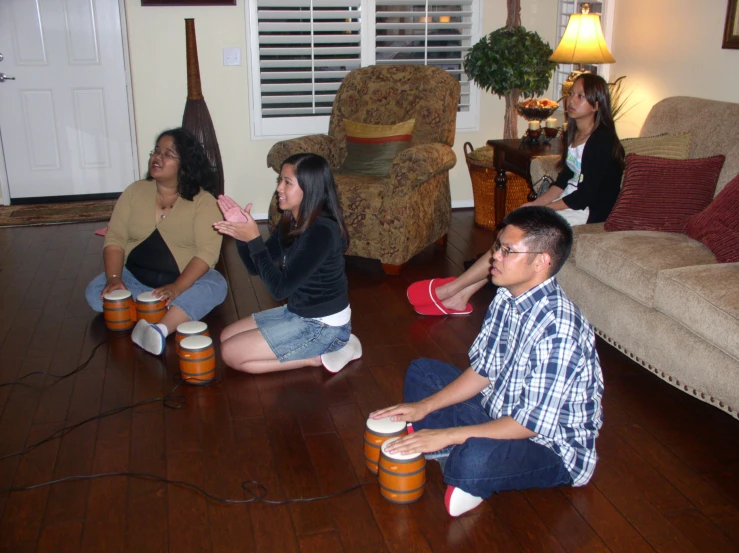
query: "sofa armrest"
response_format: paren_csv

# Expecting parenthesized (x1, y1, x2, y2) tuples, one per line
(266, 135, 345, 172)
(388, 143, 457, 197)
(530, 154, 561, 195)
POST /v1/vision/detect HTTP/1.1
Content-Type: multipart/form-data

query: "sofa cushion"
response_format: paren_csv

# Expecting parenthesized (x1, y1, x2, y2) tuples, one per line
(604, 154, 725, 233)
(684, 172, 739, 263)
(575, 231, 717, 307)
(338, 119, 415, 177)
(621, 132, 692, 159)
(570, 222, 606, 264)
(655, 263, 739, 360)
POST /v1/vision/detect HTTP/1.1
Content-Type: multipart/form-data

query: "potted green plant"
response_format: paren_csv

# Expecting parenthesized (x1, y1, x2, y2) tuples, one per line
(464, 26, 557, 139)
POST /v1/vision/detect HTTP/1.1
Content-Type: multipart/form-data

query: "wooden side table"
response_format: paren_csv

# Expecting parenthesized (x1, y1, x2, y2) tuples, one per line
(486, 138, 565, 228)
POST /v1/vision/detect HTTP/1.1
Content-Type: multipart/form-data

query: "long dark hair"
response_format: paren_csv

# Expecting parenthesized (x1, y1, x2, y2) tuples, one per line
(145, 128, 217, 200)
(558, 73, 625, 171)
(278, 153, 349, 250)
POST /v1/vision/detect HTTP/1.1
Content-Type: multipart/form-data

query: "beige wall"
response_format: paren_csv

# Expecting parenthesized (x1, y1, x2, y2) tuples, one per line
(611, 0, 739, 138)
(123, 0, 558, 217)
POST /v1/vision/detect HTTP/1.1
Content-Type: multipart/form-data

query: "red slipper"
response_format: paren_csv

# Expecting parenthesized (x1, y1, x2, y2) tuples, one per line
(414, 301, 473, 316)
(407, 276, 456, 306)
(414, 282, 473, 316)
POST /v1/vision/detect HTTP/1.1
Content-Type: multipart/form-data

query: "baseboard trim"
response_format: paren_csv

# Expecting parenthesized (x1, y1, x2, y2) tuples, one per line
(452, 200, 474, 209)
(12, 192, 122, 205)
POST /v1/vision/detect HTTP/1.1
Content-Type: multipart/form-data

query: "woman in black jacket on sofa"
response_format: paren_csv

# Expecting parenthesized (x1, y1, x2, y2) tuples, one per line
(406, 73, 625, 316)
(523, 73, 625, 224)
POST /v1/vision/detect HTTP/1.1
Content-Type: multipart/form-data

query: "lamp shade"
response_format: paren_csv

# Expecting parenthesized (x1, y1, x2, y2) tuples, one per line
(550, 12, 615, 65)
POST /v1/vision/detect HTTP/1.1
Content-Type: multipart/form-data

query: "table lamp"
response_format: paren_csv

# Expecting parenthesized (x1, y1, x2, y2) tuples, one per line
(549, 3, 615, 99)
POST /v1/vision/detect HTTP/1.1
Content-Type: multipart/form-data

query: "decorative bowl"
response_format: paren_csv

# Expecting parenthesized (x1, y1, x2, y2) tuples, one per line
(516, 100, 559, 121)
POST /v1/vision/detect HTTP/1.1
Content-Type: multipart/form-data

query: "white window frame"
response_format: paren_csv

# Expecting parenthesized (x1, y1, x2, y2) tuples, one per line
(246, 0, 482, 140)
(553, 0, 615, 100)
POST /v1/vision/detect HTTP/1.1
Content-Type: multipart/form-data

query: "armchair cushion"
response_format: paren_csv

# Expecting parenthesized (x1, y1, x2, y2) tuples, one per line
(338, 119, 415, 177)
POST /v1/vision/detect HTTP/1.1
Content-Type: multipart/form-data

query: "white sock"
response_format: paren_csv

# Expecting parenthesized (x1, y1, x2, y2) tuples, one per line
(321, 334, 362, 373)
(444, 485, 484, 517)
(131, 319, 149, 346)
(131, 321, 167, 355)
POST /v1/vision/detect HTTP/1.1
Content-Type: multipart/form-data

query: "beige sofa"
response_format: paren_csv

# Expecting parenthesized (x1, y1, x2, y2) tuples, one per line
(532, 97, 739, 419)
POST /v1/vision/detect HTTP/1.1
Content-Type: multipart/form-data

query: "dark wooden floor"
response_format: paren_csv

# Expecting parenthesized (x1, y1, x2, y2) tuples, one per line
(1, 210, 738, 553)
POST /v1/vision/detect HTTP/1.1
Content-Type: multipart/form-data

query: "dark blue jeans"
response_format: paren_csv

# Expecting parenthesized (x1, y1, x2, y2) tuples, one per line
(404, 358, 572, 499)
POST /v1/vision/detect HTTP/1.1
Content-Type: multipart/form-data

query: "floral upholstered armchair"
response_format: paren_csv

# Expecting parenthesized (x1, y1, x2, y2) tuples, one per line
(267, 64, 460, 274)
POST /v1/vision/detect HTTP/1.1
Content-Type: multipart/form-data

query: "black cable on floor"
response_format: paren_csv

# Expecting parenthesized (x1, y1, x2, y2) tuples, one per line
(1, 472, 378, 506)
(0, 334, 127, 388)
(0, 381, 186, 462)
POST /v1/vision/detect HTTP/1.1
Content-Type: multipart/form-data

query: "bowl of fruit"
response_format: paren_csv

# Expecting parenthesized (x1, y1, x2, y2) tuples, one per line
(516, 98, 559, 121)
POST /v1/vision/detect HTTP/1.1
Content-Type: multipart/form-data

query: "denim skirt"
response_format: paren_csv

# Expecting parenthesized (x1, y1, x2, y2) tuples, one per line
(253, 306, 351, 362)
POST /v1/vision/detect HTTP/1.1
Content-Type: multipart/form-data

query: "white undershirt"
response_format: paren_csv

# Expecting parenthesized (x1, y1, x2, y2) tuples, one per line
(556, 143, 589, 227)
(314, 305, 351, 326)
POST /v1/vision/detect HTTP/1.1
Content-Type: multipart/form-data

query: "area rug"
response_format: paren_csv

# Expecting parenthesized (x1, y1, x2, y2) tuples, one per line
(0, 199, 116, 227)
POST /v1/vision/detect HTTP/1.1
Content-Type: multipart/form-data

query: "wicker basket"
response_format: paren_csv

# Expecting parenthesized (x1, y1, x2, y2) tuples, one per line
(464, 142, 531, 230)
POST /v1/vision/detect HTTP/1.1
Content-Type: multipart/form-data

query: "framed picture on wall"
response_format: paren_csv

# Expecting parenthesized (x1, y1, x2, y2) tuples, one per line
(141, 0, 236, 5)
(724, 0, 739, 49)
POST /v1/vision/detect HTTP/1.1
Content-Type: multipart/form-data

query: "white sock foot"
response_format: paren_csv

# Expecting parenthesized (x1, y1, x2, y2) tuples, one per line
(131, 321, 167, 355)
(321, 334, 362, 373)
(444, 485, 483, 517)
(131, 319, 149, 345)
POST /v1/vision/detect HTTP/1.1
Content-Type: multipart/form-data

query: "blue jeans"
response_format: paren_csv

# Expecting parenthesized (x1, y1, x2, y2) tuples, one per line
(404, 358, 572, 499)
(85, 267, 228, 322)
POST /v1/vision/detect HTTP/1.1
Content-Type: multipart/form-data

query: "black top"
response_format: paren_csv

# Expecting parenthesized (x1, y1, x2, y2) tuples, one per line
(237, 216, 349, 319)
(552, 124, 623, 224)
(125, 228, 180, 287)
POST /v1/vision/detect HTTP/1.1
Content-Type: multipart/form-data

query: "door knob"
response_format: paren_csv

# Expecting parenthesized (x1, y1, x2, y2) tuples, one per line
(0, 73, 15, 82)
(0, 53, 4, 62)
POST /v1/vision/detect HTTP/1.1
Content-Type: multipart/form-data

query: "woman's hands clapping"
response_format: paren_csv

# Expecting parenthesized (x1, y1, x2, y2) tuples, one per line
(217, 195, 248, 223)
(214, 195, 260, 242)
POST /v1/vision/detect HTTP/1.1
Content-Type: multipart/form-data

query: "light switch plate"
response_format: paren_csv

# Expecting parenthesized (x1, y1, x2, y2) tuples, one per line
(223, 47, 241, 66)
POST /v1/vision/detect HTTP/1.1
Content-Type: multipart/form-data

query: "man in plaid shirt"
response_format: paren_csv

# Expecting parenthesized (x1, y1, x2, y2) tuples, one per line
(372, 206, 603, 517)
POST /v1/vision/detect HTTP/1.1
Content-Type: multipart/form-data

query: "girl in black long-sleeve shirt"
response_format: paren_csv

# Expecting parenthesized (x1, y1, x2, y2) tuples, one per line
(527, 73, 625, 224)
(214, 153, 361, 374)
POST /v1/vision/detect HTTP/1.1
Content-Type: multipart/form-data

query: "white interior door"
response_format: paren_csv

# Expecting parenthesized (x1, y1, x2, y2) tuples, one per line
(0, 0, 136, 202)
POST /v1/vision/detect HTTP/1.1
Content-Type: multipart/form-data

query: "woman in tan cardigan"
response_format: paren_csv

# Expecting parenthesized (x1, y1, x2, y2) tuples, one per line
(85, 128, 227, 355)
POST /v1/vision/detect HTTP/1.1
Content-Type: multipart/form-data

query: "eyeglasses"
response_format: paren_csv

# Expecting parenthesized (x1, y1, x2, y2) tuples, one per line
(149, 149, 179, 161)
(492, 239, 544, 259)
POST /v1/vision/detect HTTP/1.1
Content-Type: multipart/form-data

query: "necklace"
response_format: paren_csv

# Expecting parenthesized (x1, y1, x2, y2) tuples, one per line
(157, 194, 178, 220)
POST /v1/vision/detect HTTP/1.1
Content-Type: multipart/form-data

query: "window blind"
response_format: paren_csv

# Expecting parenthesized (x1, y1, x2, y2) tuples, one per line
(255, 0, 363, 119)
(374, 0, 474, 113)
(248, 0, 481, 137)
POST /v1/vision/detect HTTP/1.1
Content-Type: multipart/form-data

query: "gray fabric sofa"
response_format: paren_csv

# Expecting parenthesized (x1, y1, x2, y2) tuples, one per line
(531, 97, 739, 419)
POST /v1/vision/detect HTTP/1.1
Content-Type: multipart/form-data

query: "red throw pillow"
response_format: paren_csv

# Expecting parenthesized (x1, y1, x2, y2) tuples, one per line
(684, 172, 739, 263)
(604, 154, 725, 233)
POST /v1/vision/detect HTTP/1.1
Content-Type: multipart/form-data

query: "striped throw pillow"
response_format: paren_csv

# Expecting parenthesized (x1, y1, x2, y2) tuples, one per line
(338, 119, 415, 177)
(604, 153, 725, 233)
(684, 172, 739, 262)
(622, 132, 692, 159)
